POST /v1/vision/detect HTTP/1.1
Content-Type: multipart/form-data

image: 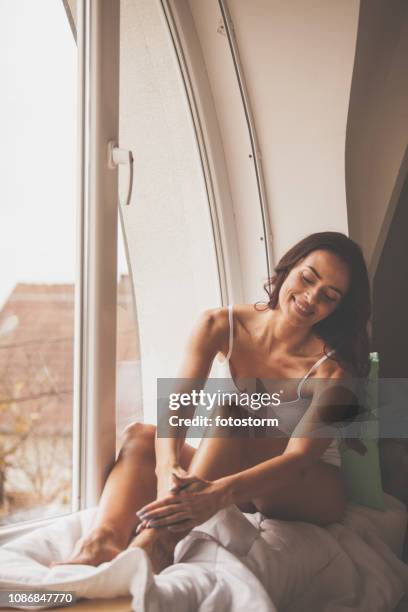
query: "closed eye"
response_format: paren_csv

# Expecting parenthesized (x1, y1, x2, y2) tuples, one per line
(302, 272, 338, 303)
(301, 272, 314, 285)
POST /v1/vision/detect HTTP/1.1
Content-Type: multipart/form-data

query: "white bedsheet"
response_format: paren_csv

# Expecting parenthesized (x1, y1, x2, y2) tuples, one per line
(0, 493, 407, 611)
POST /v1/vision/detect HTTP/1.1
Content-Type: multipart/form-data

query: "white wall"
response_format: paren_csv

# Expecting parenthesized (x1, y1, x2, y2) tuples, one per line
(228, 0, 361, 258)
(346, 0, 408, 273)
(186, 0, 359, 262)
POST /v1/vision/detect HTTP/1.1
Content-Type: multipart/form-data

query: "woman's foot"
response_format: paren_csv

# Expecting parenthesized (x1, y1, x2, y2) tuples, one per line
(49, 525, 125, 567)
(129, 526, 184, 574)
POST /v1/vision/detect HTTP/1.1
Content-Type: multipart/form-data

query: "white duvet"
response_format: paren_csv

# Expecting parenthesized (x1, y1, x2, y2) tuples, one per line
(0, 493, 407, 611)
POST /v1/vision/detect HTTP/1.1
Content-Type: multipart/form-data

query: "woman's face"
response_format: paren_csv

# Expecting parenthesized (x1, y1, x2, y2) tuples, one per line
(278, 249, 350, 327)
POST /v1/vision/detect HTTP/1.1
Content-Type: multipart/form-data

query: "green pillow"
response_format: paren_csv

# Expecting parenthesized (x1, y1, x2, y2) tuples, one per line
(339, 352, 386, 511)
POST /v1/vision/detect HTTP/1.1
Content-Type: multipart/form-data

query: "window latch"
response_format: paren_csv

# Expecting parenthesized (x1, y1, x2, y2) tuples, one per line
(108, 141, 134, 207)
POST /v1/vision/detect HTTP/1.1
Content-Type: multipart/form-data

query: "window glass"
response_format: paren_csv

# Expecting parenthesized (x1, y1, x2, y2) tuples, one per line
(0, 0, 77, 525)
(116, 211, 142, 452)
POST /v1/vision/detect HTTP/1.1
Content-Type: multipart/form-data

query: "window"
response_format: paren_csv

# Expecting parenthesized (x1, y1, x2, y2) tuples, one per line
(0, 0, 230, 533)
(0, 0, 77, 525)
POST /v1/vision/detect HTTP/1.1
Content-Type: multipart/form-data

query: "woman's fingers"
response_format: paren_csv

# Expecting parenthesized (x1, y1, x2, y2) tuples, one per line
(139, 503, 189, 521)
(135, 522, 145, 535)
(137, 495, 182, 517)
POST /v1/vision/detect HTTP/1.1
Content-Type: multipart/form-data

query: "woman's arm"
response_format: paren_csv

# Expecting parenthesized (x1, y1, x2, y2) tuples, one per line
(221, 447, 313, 507)
(224, 369, 357, 505)
(154, 309, 227, 490)
(138, 369, 357, 529)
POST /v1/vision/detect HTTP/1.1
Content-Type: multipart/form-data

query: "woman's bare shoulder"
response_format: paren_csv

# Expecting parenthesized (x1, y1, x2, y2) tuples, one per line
(318, 353, 351, 380)
(199, 306, 228, 328)
(203, 304, 259, 325)
(196, 304, 257, 353)
(229, 303, 265, 325)
(195, 306, 239, 360)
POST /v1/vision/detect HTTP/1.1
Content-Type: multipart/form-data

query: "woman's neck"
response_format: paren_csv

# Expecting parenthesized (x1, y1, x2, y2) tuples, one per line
(261, 307, 315, 355)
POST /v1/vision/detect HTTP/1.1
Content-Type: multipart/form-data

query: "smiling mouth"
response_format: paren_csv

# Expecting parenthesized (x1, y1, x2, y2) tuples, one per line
(292, 296, 313, 317)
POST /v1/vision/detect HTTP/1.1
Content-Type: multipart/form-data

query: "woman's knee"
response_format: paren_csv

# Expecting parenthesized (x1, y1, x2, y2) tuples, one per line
(119, 422, 156, 460)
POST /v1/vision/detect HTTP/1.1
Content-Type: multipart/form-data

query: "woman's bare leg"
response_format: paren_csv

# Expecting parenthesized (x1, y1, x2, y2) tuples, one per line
(56, 412, 247, 570)
(53, 422, 195, 566)
(128, 415, 248, 571)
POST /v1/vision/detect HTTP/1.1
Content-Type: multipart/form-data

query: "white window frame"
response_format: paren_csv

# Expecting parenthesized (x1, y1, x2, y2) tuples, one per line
(75, 0, 120, 511)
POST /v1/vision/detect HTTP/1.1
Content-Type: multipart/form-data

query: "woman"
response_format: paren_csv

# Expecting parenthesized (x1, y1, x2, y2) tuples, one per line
(54, 231, 370, 573)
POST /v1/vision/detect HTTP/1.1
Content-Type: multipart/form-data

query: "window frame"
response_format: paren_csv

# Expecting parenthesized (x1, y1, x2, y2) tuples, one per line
(75, 0, 120, 512)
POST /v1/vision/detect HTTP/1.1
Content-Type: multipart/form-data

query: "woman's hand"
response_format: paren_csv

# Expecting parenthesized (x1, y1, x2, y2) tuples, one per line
(135, 467, 212, 534)
(136, 473, 230, 533)
(156, 465, 195, 499)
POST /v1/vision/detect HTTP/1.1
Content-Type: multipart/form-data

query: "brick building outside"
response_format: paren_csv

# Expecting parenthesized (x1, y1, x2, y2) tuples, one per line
(0, 276, 141, 525)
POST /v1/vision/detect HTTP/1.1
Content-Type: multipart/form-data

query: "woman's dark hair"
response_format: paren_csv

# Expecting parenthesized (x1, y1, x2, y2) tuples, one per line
(262, 232, 371, 377)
